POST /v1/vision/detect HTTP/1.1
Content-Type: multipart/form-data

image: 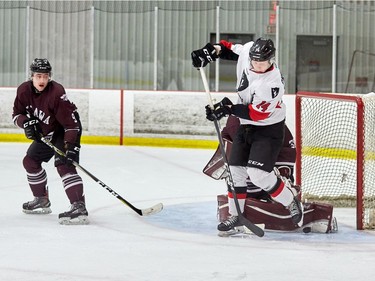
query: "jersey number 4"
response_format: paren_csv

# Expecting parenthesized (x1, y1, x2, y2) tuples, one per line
(256, 101, 270, 112)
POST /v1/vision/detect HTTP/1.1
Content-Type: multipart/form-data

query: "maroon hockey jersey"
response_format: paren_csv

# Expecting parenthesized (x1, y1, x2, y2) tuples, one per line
(12, 80, 80, 143)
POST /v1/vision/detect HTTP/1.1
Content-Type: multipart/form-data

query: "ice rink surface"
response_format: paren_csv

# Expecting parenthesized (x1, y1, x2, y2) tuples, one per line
(1, 143, 375, 281)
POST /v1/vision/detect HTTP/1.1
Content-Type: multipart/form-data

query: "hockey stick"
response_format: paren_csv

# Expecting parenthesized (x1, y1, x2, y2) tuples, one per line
(198, 68, 264, 237)
(40, 137, 163, 216)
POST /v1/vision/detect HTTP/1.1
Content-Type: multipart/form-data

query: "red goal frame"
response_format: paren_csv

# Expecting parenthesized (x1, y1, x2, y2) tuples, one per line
(295, 91, 365, 230)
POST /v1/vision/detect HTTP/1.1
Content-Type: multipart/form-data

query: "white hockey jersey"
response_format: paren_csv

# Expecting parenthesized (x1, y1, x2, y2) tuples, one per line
(231, 42, 286, 126)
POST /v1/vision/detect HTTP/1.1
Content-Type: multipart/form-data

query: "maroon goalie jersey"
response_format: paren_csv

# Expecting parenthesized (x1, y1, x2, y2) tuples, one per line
(12, 80, 80, 143)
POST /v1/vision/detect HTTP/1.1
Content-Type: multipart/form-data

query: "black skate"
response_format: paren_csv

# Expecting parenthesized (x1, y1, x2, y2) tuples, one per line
(58, 201, 89, 225)
(288, 197, 304, 227)
(23, 196, 52, 214)
(218, 225, 264, 237)
(218, 216, 243, 236)
(218, 216, 266, 237)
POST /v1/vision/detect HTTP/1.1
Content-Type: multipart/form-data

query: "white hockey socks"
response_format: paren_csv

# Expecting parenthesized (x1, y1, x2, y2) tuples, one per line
(228, 191, 246, 216)
(269, 178, 294, 207)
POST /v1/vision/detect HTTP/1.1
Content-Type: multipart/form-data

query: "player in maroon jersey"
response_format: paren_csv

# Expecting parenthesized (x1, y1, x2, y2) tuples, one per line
(12, 58, 88, 225)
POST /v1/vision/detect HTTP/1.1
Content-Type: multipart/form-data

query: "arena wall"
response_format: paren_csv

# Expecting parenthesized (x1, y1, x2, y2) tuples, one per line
(0, 87, 296, 148)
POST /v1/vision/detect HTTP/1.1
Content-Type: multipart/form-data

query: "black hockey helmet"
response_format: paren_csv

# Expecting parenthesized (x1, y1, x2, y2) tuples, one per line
(30, 58, 52, 73)
(249, 38, 275, 61)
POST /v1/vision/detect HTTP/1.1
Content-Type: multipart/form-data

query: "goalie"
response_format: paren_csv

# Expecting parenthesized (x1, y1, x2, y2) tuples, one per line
(203, 115, 338, 235)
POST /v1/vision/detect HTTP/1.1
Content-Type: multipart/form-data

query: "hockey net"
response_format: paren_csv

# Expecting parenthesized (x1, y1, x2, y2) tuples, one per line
(296, 91, 375, 230)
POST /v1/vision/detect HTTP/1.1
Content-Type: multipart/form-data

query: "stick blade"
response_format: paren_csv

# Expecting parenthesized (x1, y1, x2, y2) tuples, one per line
(140, 203, 163, 216)
(239, 215, 265, 237)
(242, 224, 265, 235)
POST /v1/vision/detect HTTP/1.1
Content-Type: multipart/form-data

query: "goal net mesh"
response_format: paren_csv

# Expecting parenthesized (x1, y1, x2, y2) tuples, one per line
(297, 92, 375, 229)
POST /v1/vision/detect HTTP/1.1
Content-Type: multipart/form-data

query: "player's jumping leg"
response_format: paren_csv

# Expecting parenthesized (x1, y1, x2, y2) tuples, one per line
(248, 167, 304, 227)
(217, 166, 248, 236)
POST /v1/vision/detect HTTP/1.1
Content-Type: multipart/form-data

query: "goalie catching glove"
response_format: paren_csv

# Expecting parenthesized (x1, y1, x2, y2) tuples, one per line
(205, 97, 233, 121)
(191, 43, 218, 68)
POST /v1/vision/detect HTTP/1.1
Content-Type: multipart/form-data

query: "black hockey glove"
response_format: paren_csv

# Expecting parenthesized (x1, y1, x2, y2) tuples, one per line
(23, 117, 42, 141)
(64, 142, 80, 166)
(205, 97, 233, 121)
(191, 43, 218, 68)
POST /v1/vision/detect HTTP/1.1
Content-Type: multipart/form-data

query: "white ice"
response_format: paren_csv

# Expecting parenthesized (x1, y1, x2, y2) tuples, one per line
(1, 143, 375, 281)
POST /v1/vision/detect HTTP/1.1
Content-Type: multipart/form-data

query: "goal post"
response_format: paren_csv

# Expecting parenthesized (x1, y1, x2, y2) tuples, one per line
(295, 91, 375, 230)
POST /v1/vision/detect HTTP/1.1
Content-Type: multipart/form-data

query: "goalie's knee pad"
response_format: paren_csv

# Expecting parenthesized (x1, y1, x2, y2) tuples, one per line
(275, 165, 291, 178)
(275, 165, 295, 183)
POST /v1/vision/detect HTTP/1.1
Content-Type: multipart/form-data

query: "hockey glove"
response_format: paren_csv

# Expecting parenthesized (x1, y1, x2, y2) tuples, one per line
(23, 117, 42, 141)
(215, 97, 233, 108)
(205, 97, 233, 121)
(64, 142, 80, 166)
(191, 43, 218, 68)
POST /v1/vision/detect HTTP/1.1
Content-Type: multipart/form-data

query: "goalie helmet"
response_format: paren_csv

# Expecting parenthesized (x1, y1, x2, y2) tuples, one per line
(249, 38, 275, 61)
(30, 58, 52, 74)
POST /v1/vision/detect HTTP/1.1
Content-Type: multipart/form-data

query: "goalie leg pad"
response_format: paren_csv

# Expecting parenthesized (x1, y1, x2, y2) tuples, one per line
(217, 195, 337, 233)
(302, 202, 337, 233)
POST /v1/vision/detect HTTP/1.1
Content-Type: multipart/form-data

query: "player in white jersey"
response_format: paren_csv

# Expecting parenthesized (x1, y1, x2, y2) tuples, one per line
(192, 38, 304, 235)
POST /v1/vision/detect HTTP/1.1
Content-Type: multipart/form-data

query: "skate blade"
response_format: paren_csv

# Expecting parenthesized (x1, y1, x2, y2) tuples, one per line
(23, 207, 52, 214)
(59, 215, 89, 225)
(218, 229, 239, 237)
(218, 224, 265, 237)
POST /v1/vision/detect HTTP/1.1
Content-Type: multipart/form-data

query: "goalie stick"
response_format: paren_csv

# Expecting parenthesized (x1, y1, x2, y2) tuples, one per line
(40, 136, 163, 216)
(198, 68, 264, 238)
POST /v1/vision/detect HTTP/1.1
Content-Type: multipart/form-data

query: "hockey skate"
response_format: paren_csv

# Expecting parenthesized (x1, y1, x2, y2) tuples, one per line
(218, 225, 251, 237)
(23, 196, 52, 214)
(218, 224, 266, 237)
(287, 197, 304, 227)
(217, 216, 244, 236)
(58, 201, 89, 225)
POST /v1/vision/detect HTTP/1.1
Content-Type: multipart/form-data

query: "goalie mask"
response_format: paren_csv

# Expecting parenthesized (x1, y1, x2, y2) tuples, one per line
(249, 38, 275, 62)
